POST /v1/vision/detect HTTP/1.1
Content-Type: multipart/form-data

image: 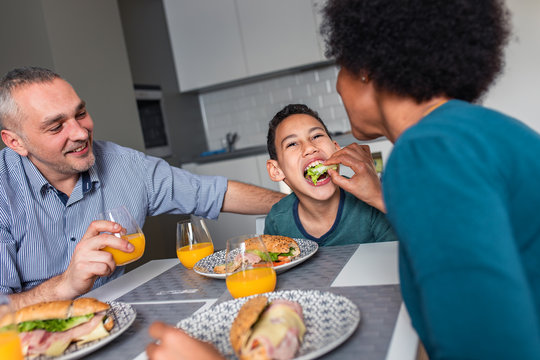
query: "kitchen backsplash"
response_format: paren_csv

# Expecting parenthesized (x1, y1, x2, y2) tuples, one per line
(199, 64, 350, 151)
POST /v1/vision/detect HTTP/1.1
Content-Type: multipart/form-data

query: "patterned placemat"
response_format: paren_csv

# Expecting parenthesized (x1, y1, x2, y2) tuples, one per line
(116, 262, 227, 303)
(318, 285, 403, 360)
(275, 244, 359, 290)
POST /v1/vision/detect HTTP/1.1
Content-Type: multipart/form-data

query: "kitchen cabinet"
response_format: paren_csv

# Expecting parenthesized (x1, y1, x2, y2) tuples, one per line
(162, 0, 245, 92)
(182, 153, 280, 249)
(235, 0, 324, 77)
(163, 0, 328, 92)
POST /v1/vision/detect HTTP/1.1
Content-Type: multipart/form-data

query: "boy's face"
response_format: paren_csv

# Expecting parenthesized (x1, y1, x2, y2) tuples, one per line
(267, 113, 340, 200)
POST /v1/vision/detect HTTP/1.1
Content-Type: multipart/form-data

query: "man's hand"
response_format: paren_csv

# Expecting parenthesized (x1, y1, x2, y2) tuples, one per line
(9, 220, 133, 309)
(56, 220, 133, 299)
(325, 143, 386, 213)
(147, 321, 225, 360)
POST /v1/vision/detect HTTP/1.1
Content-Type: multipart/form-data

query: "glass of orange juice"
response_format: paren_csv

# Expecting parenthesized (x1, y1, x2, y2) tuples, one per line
(225, 234, 276, 298)
(0, 295, 23, 360)
(176, 216, 214, 269)
(98, 206, 145, 266)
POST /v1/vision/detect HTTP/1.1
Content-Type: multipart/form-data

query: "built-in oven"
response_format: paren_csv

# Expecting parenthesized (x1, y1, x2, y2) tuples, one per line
(134, 85, 172, 158)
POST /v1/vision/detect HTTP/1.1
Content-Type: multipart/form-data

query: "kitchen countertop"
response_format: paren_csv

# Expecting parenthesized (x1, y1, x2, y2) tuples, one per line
(188, 144, 268, 164)
(185, 133, 388, 165)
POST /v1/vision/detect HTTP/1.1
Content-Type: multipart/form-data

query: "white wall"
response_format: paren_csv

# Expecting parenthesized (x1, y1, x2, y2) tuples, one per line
(0, 0, 144, 152)
(200, 65, 347, 151)
(483, 0, 540, 133)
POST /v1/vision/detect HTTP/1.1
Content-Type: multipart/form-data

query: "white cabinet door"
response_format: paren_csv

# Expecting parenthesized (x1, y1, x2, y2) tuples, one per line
(236, 0, 325, 76)
(311, 0, 327, 60)
(163, 0, 327, 91)
(255, 154, 281, 192)
(163, 0, 247, 91)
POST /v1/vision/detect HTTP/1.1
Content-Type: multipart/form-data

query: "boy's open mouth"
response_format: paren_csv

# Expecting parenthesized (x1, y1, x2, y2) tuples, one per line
(304, 161, 338, 185)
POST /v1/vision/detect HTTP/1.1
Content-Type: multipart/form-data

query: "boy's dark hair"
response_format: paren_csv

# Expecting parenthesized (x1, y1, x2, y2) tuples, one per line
(321, 0, 511, 103)
(267, 104, 331, 160)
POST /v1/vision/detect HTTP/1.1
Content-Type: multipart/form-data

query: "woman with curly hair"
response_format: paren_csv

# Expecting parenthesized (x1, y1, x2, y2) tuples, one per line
(321, 0, 540, 359)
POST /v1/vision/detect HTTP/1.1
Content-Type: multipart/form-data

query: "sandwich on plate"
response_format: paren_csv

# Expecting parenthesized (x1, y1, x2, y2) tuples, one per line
(230, 296, 306, 360)
(248, 235, 300, 266)
(213, 235, 301, 274)
(0, 297, 114, 357)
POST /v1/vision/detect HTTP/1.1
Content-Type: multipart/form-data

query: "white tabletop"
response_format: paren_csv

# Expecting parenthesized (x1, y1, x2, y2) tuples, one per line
(86, 241, 418, 360)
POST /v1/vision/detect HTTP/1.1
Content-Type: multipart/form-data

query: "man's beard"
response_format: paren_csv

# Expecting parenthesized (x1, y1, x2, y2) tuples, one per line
(25, 140, 96, 177)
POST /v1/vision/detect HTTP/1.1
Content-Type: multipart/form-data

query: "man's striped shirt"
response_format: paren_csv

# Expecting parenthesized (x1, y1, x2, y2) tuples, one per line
(0, 140, 227, 294)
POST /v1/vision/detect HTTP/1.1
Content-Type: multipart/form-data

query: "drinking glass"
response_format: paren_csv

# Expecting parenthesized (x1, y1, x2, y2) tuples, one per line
(97, 206, 146, 265)
(0, 295, 23, 360)
(176, 216, 214, 269)
(225, 234, 276, 298)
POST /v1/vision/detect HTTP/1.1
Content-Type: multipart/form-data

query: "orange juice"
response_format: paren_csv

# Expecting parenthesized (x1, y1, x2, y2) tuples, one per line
(0, 331, 23, 360)
(103, 233, 145, 265)
(226, 267, 276, 298)
(177, 242, 214, 269)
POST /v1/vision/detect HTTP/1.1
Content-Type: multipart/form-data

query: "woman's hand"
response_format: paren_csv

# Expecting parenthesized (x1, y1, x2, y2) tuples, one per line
(325, 143, 386, 213)
(147, 321, 225, 360)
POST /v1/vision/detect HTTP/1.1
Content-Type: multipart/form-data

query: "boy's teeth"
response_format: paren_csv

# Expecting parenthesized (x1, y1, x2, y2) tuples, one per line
(304, 160, 322, 171)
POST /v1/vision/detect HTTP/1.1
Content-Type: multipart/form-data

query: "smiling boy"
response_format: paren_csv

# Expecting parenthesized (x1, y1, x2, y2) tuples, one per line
(264, 104, 396, 246)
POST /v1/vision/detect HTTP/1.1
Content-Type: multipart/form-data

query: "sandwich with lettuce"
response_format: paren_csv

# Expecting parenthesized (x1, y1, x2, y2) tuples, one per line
(305, 163, 338, 185)
(213, 235, 301, 274)
(0, 297, 114, 357)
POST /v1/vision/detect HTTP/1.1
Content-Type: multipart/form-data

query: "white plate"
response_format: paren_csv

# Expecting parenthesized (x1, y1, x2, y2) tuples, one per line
(177, 289, 360, 359)
(29, 301, 136, 360)
(193, 238, 319, 279)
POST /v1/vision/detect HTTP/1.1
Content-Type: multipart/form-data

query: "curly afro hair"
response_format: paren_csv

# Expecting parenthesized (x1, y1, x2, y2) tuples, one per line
(321, 0, 512, 103)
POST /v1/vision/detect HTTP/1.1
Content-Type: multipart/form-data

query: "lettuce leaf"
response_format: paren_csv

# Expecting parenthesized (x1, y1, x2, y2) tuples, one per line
(269, 247, 296, 261)
(17, 314, 94, 333)
(305, 164, 338, 185)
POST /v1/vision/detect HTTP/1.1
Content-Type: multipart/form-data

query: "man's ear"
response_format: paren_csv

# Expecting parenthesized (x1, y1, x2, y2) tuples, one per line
(1, 129, 28, 156)
(266, 159, 285, 182)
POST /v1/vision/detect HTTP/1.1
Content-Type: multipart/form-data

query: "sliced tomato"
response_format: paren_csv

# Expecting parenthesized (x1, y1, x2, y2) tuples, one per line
(273, 259, 291, 266)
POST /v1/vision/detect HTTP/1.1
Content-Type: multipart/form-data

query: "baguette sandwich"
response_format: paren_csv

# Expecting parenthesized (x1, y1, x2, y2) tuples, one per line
(230, 296, 306, 360)
(0, 298, 114, 357)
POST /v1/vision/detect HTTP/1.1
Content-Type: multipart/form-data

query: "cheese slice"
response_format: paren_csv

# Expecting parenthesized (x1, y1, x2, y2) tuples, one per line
(245, 304, 306, 349)
(76, 321, 110, 345)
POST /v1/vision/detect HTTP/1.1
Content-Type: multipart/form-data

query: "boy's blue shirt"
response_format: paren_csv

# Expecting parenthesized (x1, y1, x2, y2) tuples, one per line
(264, 188, 396, 246)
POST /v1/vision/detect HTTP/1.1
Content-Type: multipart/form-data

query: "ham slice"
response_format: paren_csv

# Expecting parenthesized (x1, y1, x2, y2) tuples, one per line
(273, 329, 301, 360)
(235, 252, 262, 265)
(20, 313, 105, 356)
(268, 300, 304, 319)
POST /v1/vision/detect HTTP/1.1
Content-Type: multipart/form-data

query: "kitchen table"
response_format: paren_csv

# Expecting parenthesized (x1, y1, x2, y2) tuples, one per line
(85, 241, 419, 360)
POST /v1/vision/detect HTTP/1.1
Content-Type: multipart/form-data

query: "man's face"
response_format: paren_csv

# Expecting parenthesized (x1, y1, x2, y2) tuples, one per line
(268, 114, 339, 200)
(10, 78, 95, 181)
